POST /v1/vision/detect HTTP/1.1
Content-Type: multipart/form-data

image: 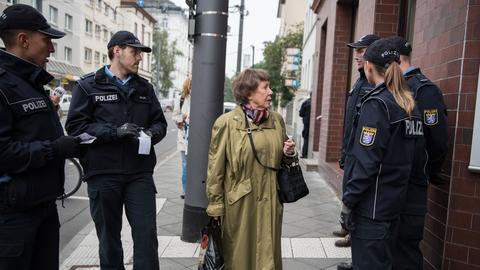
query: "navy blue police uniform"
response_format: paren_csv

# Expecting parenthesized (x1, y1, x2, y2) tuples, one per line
(387, 36, 449, 270)
(339, 68, 374, 169)
(342, 82, 425, 270)
(65, 66, 167, 269)
(0, 4, 83, 269)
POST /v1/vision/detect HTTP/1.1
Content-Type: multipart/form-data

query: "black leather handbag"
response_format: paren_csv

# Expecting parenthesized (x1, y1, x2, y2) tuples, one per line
(244, 112, 309, 203)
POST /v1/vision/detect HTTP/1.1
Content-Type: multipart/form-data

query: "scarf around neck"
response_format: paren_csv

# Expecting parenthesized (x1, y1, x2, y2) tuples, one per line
(241, 103, 270, 125)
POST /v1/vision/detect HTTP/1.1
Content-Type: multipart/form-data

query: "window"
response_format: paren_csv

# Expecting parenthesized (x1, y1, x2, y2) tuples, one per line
(97, 0, 102, 10)
(49, 6, 58, 25)
(134, 23, 138, 36)
(51, 42, 57, 59)
(102, 54, 108, 64)
(398, 0, 416, 42)
(146, 54, 150, 72)
(103, 29, 108, 41)
(85, 19, 93, 34)
(65, 14, 73, 31)
(64, 47, 72, 63)
(6, 0, 18, 4)
(94, 51, 100, 63)
(104, 4, 109, 16)
(84, 47, 92, 63)
(141, 25, 145, 43)
(95, 25, 101, 38)
(162, 18, 168, 29)
(146, 32, 151, 47)
(87, 0, 94, 6)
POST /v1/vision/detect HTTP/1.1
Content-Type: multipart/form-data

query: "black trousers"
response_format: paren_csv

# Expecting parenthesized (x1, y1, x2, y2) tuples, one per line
(393, 214, 425, 270)
(87, 173, 159, 270)
(0, 201, 59, 270)
(351, 215, 397, 270)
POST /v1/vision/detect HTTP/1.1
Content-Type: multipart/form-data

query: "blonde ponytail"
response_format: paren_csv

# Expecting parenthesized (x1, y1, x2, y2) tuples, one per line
(384, 62, 415, 115)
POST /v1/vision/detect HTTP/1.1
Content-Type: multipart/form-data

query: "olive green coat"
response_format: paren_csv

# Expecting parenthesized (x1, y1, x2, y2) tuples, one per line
(206, 107, 294, 270)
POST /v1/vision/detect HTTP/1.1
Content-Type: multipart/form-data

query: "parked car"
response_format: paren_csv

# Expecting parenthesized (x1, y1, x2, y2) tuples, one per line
(59, 94, 72, 116)
(223, 102, 236, 113)
(160, 98, 174, 112)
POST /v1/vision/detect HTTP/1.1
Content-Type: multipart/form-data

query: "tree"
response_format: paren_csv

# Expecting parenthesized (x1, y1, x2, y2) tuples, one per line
(256, 23, 303, 108)
(152, 29, 183, 98)
(224, 75, 234, 102)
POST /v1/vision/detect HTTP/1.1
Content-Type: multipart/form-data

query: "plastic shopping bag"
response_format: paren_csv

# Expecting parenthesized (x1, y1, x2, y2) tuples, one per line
(198, 218, 224, 270)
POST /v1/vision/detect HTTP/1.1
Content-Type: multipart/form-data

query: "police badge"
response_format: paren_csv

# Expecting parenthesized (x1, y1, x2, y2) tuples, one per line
(424, 109, 438, 125)
(360, 126, 377, 146)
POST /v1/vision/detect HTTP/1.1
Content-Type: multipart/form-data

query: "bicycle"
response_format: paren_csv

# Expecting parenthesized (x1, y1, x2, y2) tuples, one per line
(58, 158, 83, 200)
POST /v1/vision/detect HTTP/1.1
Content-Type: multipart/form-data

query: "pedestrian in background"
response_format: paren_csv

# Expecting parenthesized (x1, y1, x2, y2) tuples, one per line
(206, 69, 297, 270)
(173, 77, 192, 199)
(66, 31, 167, 269)
(0, 4, 83, 269)
(340, 39, 425, 269)
(388, 35, 448, 270)
(299, 95, 311, 158)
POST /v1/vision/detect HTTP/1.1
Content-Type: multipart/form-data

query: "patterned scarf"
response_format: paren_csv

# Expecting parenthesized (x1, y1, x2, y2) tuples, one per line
(241, 103, 270, 125)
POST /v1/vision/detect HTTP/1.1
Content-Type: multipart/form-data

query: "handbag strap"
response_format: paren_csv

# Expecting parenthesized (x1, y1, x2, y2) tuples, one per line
(244, 111, 278, 171)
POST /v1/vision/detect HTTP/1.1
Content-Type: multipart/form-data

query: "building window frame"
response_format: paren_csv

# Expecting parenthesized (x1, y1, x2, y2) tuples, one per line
(65, 14, 73, 32)
(64, 47, 72, 63)
(84, 47, 92, 63)
(48, 5, 58, 25)
(85, 19, 93, 35)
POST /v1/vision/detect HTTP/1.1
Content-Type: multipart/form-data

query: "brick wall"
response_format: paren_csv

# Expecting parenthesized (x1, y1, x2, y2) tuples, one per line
(374, 0, 400, 37)
(412, 1, 480, 269)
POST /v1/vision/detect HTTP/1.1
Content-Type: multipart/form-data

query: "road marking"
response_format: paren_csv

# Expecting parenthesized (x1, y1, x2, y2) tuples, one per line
(68, 196, 90, 201)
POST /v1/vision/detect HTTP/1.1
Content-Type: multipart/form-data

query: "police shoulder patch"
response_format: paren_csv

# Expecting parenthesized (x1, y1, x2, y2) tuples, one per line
(424, 109, 438, 125)
(359, 126, 377, 146)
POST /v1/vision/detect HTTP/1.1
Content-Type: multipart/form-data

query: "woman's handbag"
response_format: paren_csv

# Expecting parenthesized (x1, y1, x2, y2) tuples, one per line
(198, 218, 224, 270)
(244, 112, 309, 203)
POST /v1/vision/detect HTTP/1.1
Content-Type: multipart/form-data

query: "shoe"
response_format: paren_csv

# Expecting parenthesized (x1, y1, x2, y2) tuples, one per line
(337, 261, 353, 270)
(332, 228, 348, 237)
(335, 234, 351, 247)
(180, 194, 185, 199)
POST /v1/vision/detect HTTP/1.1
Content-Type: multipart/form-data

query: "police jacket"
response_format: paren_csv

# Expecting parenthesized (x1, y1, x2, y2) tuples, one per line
(342, 83, 424, 221)
(405, 67, 448, 182)
(339, 68, 374, 169)
(65, 67, 167, 180)
(0, 50, 64, 212)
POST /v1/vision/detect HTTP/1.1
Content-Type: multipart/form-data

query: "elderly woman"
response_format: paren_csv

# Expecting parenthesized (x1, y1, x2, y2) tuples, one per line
(206, 69, 296, 270)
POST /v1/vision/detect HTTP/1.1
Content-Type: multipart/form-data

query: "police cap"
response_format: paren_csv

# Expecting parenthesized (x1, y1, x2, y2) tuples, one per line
(386, 36, 412, 56)
(347, 34, 380, 48)
(363, 38, 400, 68)
(107, 31, 152, 53)
(0, 4, 65, 39)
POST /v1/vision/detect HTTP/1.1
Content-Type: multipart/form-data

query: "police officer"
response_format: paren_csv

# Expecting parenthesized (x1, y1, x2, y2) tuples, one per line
(335, 35, 380, 268)
(299, 96, 311, 158)
(388, 36, 448, 270)
(340, 39, 425, 270)
(66, 31, 167, 269)
(0, 4, 83, 269)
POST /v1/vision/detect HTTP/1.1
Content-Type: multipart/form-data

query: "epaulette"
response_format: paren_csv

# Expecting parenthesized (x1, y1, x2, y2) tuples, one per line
(80, 72, 95, 80)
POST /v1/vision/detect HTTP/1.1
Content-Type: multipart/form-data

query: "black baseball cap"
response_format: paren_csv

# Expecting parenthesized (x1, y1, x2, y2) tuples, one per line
(0, 4, 65, 39)
(107, 31, 152, 53)
(386, 36, 412, 56)
(363, 38, 400, 68)
(347, 34, 380, 48)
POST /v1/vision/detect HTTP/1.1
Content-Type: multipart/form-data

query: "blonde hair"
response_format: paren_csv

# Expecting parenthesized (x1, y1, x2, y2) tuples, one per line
(181, 77, 192, 98)
(375, 62, 415, 115)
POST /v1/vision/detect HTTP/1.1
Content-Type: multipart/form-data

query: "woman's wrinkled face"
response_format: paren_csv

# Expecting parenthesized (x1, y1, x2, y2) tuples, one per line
(248, 80, 273, 109)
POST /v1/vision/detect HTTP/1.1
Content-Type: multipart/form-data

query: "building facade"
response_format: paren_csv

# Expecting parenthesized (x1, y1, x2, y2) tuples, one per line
(145, 0, 193, 99)
(309, 0, 480, 269)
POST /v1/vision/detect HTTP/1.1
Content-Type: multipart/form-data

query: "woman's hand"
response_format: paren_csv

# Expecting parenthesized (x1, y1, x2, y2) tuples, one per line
(283, 137, 295, 155)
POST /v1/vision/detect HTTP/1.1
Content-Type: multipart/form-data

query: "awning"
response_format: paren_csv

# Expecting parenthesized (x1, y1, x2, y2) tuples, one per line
(47, 60, 84, 81)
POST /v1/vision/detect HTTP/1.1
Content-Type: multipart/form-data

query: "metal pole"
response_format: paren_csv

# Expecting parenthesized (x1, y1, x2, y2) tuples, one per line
(251, 44, 255, 68)
(181, 0, 229, 243)
(235, 0, 245, 74)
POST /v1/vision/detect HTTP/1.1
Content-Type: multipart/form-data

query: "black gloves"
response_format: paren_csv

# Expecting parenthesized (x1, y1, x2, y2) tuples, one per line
(51, 136, 84, 159)
(116, 123, 140, 140)
(339, 203, 355, 232)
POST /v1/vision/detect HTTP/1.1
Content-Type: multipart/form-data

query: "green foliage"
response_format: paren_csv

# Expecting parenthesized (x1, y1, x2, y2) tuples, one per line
(257, 23, 304, 108)
(224, 75, 234, 102)
(152, 29, 183, 98)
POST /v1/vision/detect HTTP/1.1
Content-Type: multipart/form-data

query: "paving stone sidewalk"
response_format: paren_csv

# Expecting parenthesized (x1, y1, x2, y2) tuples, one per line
(60, 150, 351, 270)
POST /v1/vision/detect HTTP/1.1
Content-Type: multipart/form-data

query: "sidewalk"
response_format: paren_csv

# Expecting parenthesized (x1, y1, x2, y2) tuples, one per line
(60, 151, 351, 269)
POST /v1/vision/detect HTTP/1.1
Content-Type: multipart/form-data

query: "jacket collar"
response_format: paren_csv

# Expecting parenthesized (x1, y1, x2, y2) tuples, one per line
(232, 106, 276, 130)
(0, 49, 53, 86)
(404, 66, 421, 79)
(93, 66, 148, 95)
(362, 82, 387, 102)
